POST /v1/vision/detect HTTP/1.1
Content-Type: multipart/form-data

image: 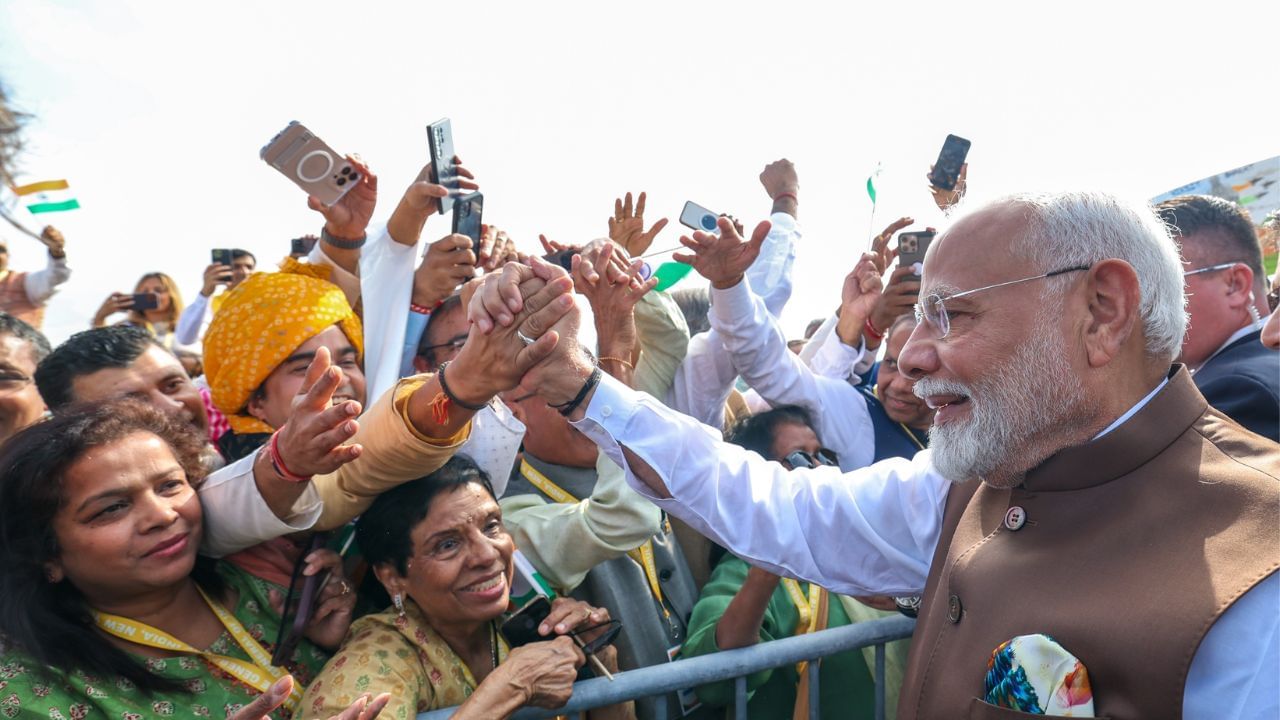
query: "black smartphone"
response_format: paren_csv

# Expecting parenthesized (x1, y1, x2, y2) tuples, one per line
(290, 236, 317, 256)
(130, 293, 159, 311)
(453, 192, 484, 256)
(544, 248, 578, 272)
(928, 134, 971, 191)
(897, 231, 936, 276)
(427, 118, 458, 216)
(211, 248, 234, 283)
(500, 595, 552, 649)
(271, 533, 330, 666)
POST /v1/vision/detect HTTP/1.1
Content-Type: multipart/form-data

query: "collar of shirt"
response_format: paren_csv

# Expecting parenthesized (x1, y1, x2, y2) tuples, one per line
(1093, 377, 1169, 441)
(1191, 323, 1260, 374)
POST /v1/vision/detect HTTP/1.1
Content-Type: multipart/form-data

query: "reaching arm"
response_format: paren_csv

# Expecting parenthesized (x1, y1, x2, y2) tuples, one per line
(174, 291, 212, 346)
(632, 289, 690, 401)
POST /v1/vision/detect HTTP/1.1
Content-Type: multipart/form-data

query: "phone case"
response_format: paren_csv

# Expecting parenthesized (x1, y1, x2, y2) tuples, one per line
(679, 201, 721, 234)
(500, 596, 552, 648)
(929, 134, 971, 191)
(897, 231, 936, 271)
(260, 121, 358, 207)
(131, 293, 159, 311)
(427, 118, 458, 216)
(452, 192, 485, 254)
(211, 249, 233, 266)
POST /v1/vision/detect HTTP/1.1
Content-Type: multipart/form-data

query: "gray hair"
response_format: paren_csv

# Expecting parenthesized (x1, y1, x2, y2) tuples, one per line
(985, 191, 1188, 363)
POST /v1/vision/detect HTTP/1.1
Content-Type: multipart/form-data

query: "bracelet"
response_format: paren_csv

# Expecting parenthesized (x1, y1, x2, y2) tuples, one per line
(551, 365, 602, 417)
(436, 361, 488, 411)
(772, 191, 799, 203)
(598, 356, 634, 370)
(410, 302, 434, 315)
(321, 227, 367, 250)
(267, 430, 312, 483)
(863, 317, 885, 342)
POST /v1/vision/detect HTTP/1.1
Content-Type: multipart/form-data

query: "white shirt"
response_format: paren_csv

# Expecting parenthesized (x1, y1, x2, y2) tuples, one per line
(666, 212, 800, 428)
(198, 451, 323, 557)
(709, 278, 875, 472)
(174, 290, 212, 347)
(20, 253, 72, 303)
(573, 373, 1279, 718)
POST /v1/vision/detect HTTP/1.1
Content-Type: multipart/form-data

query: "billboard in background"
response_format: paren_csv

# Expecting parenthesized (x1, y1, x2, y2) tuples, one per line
(1153, 156, 1280, 225)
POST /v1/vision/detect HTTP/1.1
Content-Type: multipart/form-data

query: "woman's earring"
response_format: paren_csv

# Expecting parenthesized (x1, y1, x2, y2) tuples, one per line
(393, 593, 405, 618)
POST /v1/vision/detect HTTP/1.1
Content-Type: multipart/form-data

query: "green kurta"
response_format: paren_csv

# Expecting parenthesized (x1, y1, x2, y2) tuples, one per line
(680, 556, 876, 720)
(0, 562, 329, 719)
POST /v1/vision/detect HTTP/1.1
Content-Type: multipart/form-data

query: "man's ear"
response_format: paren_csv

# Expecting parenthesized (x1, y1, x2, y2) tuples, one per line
(1082, 259, 1142, 368)
(1224, 264, 1256, 310)
(412, 355, 431, 375)
(246, 389, 269, 423)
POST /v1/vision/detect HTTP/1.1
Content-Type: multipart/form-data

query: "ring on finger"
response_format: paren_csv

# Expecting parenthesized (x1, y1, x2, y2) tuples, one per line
(516, 330, 536, 346)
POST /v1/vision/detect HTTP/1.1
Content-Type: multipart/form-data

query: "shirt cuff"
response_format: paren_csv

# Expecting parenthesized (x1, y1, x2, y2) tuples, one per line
(571, 373, 663, 501)
(393, 374, 472, 446)
(769, 211, 798, 232)
(709, 278, 757, 329)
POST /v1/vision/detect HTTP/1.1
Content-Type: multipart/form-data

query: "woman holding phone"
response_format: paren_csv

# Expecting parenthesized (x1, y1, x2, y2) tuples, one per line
(299, 456, 634, 720)
(92, 271, 187, 350)
(0, 401, 383, 720)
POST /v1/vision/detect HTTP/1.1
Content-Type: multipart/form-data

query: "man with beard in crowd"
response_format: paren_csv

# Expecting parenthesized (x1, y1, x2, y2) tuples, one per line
(476, 191, 1279, 719)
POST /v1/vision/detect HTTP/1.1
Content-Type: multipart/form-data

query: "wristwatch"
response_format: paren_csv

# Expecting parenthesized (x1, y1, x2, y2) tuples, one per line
(321, 227, 366, 250)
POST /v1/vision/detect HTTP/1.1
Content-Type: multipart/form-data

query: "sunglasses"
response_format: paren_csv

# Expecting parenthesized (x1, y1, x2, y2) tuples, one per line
(569, 618, 623, 656)
(784, 448, 839, 469)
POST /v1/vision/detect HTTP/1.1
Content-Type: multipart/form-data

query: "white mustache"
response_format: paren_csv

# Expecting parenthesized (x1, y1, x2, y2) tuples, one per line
(912, 377, 972, 400)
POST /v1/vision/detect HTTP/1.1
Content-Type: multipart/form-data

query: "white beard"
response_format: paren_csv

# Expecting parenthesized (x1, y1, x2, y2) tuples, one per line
(915, 330, 1086, 486)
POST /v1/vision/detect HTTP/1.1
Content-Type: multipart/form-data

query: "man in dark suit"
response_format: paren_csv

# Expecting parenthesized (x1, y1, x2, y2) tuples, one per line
(1157, 195, 1278, 441)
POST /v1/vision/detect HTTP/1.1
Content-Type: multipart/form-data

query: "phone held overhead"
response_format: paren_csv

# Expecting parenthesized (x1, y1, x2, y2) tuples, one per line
(452, 192, 485, 257)
(928, 134, 971, 192)
(679, 201, 722, 235)
(260, 121, 359, 207)
(898, 230, 936, 278)
(427, 118, 459, 216)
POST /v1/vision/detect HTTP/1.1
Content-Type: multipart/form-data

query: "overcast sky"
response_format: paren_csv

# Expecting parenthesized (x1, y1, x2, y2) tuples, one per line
(2, 0, 1277, 345)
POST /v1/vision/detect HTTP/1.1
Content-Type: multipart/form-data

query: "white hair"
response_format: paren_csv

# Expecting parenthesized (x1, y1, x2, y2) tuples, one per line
(959, 191, 1188, 363)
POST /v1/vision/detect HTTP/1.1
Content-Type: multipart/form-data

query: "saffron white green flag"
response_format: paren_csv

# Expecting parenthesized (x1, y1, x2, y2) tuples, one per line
(13, 179, 80, 214)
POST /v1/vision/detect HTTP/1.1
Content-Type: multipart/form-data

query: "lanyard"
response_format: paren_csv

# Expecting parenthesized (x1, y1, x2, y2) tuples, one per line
(780, 578, 826, 678)
(519, 459, 671, 619)
(94, 586, 303, 713)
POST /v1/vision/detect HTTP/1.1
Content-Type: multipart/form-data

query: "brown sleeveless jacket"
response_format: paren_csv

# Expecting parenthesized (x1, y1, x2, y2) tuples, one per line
(898, 367, 1280, 719)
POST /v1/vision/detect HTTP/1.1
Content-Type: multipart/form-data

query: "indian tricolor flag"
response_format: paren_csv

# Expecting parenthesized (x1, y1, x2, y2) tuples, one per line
(13, 179, 80, 214)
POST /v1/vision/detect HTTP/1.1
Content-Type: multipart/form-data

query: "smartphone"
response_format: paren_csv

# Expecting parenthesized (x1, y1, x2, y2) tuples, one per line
(271, 533, 330, 666)
(927, 134, 971, 191)
(453, 192, 484, 256)
(130, 293, 159, 311)
(897, 231, 936, 276)
(544, 248, 578, 272)
(427, 118, 458, 216)
(290, 236, 317, 256)
(501, 595, 552, 649)
(679, 201, 721, 235)
(260, 121, 359, 207)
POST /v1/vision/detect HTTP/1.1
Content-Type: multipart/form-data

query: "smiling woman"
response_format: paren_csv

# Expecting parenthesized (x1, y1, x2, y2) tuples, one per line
(299, 456, 634, 720)
(0, 401, 385, 720)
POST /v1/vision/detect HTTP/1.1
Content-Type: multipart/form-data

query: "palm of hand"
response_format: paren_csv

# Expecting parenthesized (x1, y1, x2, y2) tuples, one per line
(695, 236, 757, 285)
(609, 216, 646, 253)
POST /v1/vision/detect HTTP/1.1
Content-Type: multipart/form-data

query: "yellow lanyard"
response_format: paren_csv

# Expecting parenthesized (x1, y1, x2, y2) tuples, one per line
(520, 459, 671, 618)
(93, 586, 303, 713)
(780, 578, 825, 677)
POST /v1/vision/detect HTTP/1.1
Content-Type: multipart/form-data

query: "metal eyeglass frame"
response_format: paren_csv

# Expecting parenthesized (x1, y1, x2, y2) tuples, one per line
(913, 265, 1091, 339)
(1182, 261, 1241, 278)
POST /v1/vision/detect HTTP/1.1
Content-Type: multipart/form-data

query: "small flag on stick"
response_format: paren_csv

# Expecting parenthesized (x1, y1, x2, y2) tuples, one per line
(866, 163, 883, 248)
(13, 179, 80, 214)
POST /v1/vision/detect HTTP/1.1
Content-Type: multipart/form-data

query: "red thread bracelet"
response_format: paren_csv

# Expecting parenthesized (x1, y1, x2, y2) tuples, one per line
(864, 317, 885, 342)
(268, 431, 312, 483)
(773, 191, 798, 203)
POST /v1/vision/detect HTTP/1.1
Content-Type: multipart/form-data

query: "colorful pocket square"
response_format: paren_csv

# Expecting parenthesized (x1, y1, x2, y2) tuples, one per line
(984, 633, 1095, 716)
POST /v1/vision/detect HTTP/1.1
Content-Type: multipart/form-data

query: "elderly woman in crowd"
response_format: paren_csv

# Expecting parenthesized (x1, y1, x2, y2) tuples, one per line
(299, 456, 634, 720)
(0, 400, 388, 719)
(92, 271, 186, 349)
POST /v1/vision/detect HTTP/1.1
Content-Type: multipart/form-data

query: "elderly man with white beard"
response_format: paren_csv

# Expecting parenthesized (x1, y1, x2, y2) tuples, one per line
(470, 191, 1279, 719)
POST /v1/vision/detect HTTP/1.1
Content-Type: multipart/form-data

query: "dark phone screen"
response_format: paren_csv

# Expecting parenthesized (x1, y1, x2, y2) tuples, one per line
(929, 135, 971, 191)
(130, 293, 159, 311)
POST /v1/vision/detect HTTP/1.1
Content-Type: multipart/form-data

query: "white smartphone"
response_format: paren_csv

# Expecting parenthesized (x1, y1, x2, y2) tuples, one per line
(260, 121, 357, 207)
(679, 201, 721, 235)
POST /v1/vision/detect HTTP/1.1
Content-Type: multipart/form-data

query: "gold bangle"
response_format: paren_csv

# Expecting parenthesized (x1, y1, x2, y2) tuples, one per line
(599, 356, 634, 370)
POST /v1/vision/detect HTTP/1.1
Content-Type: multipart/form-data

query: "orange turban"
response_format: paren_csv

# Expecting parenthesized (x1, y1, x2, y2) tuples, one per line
(204, 259, 363, 435)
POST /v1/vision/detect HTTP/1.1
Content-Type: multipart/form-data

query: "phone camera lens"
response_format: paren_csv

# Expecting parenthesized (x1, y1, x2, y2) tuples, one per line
(349, 172, 360, 181)
(700, 215, 717, 231)
(336, 177, 347, 186)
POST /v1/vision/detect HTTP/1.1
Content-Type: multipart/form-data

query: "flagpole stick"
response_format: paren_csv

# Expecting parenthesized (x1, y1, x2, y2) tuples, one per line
(0, 206, 44, 242)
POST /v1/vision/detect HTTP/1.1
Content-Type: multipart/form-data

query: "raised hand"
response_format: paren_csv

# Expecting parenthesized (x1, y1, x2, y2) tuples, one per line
(673, 216, 772, 290)
(608, 191, 669, 257)
(928, 162, 967, 211)
(413, 234, 478, 309)
(387, 156, 479, 246)
(230, 676, 389, 720)
(759, 159, 799, 208)
(273, 346, 363, 477)
(309, 155, 378, 241)
(92, 292, 134, 327)
(201, 262, 232, 296)
(835, 253, 886, 346)
(39, 225, 66, 258)
(479, 224, 519, 271)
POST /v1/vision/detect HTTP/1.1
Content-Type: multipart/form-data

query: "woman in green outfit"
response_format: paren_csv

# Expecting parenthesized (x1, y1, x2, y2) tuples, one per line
(680, 406, 907, 720)
(0, 400, 387, 720)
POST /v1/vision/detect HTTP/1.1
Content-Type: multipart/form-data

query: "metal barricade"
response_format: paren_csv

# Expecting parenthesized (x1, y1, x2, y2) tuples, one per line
(420, 614, 915, 720)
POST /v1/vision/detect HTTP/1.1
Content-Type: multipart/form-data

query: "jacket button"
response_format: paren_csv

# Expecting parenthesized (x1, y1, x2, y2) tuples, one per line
(948, 594, 963, 623)
(659, 568, 673, 581)
(1004, 506, 1027, 531)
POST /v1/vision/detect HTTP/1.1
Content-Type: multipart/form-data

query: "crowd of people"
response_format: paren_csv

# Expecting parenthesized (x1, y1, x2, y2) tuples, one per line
(1, 81, 1278, 720)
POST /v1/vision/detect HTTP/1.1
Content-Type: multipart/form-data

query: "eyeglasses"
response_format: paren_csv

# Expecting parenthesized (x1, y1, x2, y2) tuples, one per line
(784, 447, 839, 469)
(1183, 261, 1242, 278)
(913, 265, 1091, 339)
(418, 334, 468, 369)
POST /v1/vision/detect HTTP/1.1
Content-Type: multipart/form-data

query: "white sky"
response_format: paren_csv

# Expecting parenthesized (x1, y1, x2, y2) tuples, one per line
(2, 0, 1277, 346)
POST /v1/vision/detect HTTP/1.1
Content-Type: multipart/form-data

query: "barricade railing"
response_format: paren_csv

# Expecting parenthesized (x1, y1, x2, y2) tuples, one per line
(421, 614, 915, 720)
